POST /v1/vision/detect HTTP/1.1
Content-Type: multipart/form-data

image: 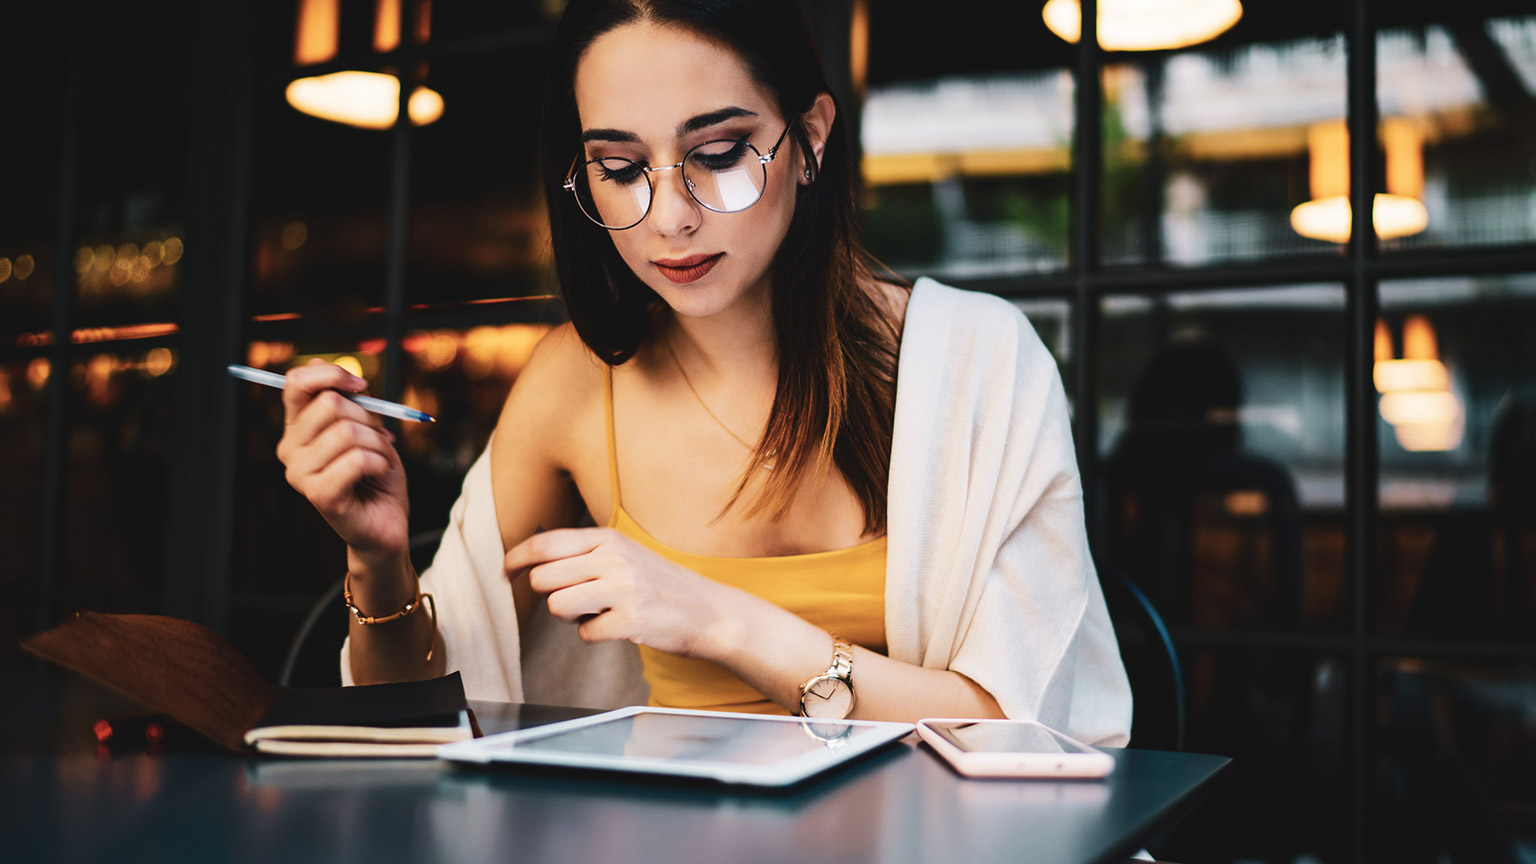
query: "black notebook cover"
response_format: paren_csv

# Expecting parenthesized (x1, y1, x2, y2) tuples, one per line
(257, 672, 469, 730)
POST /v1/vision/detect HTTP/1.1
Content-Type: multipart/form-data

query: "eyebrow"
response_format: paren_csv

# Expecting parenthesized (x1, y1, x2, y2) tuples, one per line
(580, 106, 759, 144)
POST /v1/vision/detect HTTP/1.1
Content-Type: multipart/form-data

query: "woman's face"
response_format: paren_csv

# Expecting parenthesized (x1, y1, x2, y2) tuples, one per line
(573, 21, 808, 322)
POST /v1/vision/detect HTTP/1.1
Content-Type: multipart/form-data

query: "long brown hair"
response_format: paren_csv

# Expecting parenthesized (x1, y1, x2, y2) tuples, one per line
(540, 0, 903, 533)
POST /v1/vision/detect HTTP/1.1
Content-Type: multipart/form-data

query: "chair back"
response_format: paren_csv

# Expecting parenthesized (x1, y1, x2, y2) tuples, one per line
(1101, 565, 1185, 751)
(278, 529, 444, 687)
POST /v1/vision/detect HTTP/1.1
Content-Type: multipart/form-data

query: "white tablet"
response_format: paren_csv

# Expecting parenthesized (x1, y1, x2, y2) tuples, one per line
(437, 705, 914, 787)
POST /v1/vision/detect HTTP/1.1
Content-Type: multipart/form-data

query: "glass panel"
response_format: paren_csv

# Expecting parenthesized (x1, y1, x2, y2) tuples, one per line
(71, 113, 187, 327)
(861, 4, 1075, 277)
(407, 51, 554, 307)
(1098, 285, 1347, 633)
(1377, 12, 1536, 251)
(1160, 650, 1350, 862)
(248, 72, 394, 317)
(0, 354, 50, 674)
(1010, 297, 1074, 409)
(1104, 31, 1350, 265)
(428, 0, 561, 44)
(1375, 274, 1536, 642)
(1373, 658, 1536, 860)
(60, 345, 180, 613)
(227, 332, 389, 678)
(78, 0, 190, 100)
(395, 303, 563, 535)
(0, 132, 60, 347)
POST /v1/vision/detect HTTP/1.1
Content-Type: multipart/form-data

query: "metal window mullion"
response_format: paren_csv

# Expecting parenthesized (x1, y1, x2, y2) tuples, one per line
(1345, 1, 1380, 861)
(381, 0, 414, 406)
(1072, 0, 1103, 549)
(38, 0, 83, 635)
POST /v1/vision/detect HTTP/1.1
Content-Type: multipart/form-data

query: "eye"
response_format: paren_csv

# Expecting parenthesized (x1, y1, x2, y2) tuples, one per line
(592, 158, 645, 185)
(688, 139, 751, 171)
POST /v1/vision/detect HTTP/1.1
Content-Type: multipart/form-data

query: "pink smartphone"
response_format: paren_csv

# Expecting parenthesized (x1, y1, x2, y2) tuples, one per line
(915, 718, 1116, 779)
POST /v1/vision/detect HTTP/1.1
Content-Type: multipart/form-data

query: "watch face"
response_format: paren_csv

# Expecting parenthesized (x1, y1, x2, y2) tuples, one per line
(802, 675, 854, 719)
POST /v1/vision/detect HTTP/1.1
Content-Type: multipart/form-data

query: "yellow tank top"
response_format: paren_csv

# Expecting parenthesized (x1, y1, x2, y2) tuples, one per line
(603, 368, 887, 715)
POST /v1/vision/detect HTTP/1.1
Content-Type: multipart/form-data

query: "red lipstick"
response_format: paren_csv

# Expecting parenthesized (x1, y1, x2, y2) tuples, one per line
(653, 253, 722, 284)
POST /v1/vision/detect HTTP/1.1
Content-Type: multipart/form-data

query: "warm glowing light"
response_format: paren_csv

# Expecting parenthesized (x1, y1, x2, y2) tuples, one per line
(1290, 195, 1429, 244)
(74, 247, 94, 273)
(0, 371, 12, 412)
(1224, 490, 1268, 516)
(1393, 417, 1464, 452)
(357, 338, 387, 355)
(334, 355, 365, 378)
(1379, 390, 1459, 427)
(117, 242, 139, 262)
(1292, 118, 1428, 244)
(94, 245, 115, 272)
(285, 72, 444, 129)
(294, 0, 339, 65)
(26, 358, 50, 390)
(163, 237, 184, 265)
(280, 221, 308, 251)
(1401, 314, 1438, 361)
(375, 0, 401, 52)
(142, 240, 164, 265)
(247, 342, 270, 368)
(144, 347, 175, 377)
(1042, 0, 1242, 51)
(1374, 319, 1393, 365)
(1374, 359, 1449, 394)
(0, 258, 10, 284)
(13, 254, 34, 280)
(424, 331, 458, 370)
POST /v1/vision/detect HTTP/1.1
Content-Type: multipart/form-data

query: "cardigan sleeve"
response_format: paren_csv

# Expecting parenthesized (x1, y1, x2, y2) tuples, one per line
(889, 279, 1131, 746)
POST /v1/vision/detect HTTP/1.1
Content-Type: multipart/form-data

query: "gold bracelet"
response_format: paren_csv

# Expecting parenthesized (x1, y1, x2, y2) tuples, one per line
(343, 572, 437, 662)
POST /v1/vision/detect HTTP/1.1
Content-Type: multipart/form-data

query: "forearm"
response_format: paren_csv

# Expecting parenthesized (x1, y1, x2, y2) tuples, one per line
(706, 594, 1004, 724)
(343, 548, 446, 684)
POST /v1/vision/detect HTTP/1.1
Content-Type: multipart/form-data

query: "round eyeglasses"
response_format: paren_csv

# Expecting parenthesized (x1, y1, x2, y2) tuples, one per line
(563, 123, 793, 230)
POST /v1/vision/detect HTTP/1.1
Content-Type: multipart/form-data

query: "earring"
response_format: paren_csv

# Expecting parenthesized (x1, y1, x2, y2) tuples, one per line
(803, 168, 814, 182)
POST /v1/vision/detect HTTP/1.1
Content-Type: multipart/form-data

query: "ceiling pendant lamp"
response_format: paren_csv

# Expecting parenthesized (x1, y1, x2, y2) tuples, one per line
(286, 0, 444, 130)
(1373, 314, 1463, 452)
(1290, 118, 1428, 244)
(1042, 0, 1243, 52)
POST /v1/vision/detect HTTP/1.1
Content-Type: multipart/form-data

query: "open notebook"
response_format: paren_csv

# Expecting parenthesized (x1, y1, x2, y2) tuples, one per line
(22, 610, 474, 757)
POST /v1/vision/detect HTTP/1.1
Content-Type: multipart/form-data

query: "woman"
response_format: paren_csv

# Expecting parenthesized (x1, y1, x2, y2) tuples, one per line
(276, 0, 1130, 741)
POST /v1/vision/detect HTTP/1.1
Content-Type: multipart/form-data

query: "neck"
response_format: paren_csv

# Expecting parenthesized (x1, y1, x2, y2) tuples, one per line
(665, 280, 778, 391)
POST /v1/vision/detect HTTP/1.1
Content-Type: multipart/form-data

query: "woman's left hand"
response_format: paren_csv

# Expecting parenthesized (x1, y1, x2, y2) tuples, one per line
(503, 527, 740, 658)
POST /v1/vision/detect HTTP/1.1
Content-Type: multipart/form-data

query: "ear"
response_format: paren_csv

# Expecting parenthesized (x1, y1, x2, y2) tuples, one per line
(797, 92, 837, 183)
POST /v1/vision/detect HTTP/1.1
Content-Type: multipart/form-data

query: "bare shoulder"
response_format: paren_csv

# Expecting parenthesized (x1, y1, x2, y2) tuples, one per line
(493, 322, 607, 465)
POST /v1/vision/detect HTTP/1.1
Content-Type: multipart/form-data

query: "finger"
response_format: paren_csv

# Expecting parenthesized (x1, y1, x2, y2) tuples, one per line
(306, 447, 393, 512)
(544, 579, 611, 623)
(286, 387, 381, 451)
(526, 555, 603, 595)
(503, 527, 610, 576)
(576, 611, 638, 646)
(282, 361, 368, 427)
(288, 419, 398, 486)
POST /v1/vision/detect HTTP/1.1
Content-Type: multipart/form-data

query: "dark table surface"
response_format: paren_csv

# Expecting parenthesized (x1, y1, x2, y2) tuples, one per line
(1, 697, 1231, 864)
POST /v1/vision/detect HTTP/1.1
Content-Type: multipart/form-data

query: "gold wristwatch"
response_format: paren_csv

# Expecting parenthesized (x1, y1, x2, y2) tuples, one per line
(799, 637, 855, 719)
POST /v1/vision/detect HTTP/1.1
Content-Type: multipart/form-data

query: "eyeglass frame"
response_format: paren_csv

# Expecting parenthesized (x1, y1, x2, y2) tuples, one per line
(562, 121, 795, 231)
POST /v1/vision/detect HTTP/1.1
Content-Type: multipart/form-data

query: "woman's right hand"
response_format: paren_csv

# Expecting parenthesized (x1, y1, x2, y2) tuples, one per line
(274, 359, 410, 571)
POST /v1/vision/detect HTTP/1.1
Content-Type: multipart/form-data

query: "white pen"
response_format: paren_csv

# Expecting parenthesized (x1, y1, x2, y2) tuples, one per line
(226, 364, 436, 423)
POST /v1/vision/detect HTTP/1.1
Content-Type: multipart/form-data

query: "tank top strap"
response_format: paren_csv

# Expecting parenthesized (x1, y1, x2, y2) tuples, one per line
(602, 364, 622, 523)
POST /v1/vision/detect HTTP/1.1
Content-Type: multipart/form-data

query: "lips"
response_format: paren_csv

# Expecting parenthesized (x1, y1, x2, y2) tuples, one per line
(653, 253, 723, 284)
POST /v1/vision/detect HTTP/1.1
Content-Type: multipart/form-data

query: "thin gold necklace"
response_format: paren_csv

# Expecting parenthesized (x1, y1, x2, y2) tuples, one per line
(665, 338, 775, 470)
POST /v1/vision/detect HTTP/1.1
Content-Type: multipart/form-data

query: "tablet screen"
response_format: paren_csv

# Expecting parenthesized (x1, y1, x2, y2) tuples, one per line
(492, 711, 857, 765)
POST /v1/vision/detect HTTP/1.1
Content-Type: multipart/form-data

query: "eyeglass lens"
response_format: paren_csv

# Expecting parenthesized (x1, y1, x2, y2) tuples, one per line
(572, 139, 767, 229)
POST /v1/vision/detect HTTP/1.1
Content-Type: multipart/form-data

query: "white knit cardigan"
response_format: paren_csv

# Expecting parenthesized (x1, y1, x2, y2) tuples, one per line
(344, 277, 1133, 746)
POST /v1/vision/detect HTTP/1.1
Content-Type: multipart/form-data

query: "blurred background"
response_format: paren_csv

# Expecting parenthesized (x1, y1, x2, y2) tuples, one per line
(1, 0, 1533, 860)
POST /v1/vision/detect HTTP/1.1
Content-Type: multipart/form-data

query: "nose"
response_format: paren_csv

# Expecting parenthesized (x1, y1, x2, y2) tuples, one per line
(645, 164, 700, 237)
